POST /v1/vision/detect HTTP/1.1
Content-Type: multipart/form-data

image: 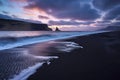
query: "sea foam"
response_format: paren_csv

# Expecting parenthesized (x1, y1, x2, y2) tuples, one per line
(0, 31, 108, 51)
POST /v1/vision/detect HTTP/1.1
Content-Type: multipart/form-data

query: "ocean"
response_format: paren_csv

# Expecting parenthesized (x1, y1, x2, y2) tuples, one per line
(0, 31, 107, 80)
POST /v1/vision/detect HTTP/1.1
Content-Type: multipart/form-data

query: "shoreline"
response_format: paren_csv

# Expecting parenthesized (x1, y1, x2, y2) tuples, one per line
(27, 30, 120, 80)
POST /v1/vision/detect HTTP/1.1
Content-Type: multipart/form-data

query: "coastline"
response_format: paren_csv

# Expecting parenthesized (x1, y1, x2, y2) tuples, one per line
(27, 31, 120, 80)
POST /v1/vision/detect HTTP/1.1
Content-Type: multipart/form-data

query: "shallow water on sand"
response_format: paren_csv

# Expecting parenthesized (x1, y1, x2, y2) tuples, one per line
(0, 47, 58, 80)
(0, 41, 82, 80)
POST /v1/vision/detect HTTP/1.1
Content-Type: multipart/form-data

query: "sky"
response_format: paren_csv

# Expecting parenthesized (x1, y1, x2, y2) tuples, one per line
(0, 0, 120, 31)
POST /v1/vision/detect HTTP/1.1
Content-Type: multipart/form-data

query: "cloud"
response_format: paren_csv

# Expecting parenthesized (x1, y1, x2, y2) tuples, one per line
(112, 22, 120, 26)
(2, 11, 9, 14)
(0, 1, 3, 6)
(10, 0, 27, 2)
(96, 20, 111, 24)
(0, 14, 42, 24)
(0, 13, 22, 20)
(116, 16, 120, 20)
(92, 0, 120, 10)
(1, 0, 119, 31)
(38, 15, 49, 19)
(25, 0, 100, 20)
(103, 6, 120, 20)
(49, 20, 95, 25)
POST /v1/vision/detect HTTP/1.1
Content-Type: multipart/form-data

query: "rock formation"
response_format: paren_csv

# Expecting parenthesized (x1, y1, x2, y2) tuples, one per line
(55, 27, 61, 31)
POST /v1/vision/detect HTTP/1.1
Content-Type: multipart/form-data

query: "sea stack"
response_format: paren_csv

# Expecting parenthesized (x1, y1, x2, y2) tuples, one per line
(55, 27, 61, 31)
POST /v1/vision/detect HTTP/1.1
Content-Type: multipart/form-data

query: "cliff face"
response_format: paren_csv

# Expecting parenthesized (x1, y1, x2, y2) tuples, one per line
(30, 24, 52, 31)
(0, 19, 52, 31)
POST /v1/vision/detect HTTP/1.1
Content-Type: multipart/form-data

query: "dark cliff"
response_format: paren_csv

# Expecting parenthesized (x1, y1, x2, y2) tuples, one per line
(0, 19, 52, 31)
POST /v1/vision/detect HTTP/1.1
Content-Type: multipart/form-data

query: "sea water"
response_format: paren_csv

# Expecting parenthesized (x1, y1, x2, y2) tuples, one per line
(0, 31, 108, 80)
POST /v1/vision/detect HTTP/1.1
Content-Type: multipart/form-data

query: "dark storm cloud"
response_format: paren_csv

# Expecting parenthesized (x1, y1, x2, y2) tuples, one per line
(96, 20, 111, 24)
(112, 22, 120, 26)
(92, 0, 120, 11)
(49, 20, 95, 25)
(116, 16, 120, 20)
(38, 15, 49, 19)
(0, 14, 42, 24)
(52, 4, 100, 20)
(93, 0, 120, 21)
(104, 6, 120, 20)
(25, 0, 100, 20)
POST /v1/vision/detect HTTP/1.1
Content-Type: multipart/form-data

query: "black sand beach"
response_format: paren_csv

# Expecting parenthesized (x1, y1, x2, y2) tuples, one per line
(28, 31, 120, 80)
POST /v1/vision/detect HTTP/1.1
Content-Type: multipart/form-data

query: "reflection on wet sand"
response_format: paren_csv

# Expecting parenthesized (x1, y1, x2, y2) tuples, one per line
(0, 42, 58, 80)
(0, 40, 81, 80)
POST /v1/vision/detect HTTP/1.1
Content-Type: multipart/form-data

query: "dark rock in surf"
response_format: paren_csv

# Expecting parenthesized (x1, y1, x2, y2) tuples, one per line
(55, 27, 61, 31)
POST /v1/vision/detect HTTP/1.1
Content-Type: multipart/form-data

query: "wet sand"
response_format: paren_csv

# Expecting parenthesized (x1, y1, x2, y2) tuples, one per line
(28, 31, 120, 80)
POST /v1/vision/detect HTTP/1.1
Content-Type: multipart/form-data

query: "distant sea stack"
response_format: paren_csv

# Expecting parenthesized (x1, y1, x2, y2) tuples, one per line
(0, 19, 52, 31)
(55, 27, 61, 31)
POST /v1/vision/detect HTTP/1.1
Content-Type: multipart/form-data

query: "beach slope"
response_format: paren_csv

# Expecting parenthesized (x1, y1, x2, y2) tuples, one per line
(28, 31, 120, 80)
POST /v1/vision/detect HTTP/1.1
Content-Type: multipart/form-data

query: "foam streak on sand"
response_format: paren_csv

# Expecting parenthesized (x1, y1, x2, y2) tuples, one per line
(10, 55, 58, 80)
(11, 63, 44, 80)
(10, 41, 80, 80)
(50, 41, 83, 52)
(0, 45, 59, 80)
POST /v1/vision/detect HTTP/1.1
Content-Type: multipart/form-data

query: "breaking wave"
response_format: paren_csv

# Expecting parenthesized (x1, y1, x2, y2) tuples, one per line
(0, 31, 107, 51)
